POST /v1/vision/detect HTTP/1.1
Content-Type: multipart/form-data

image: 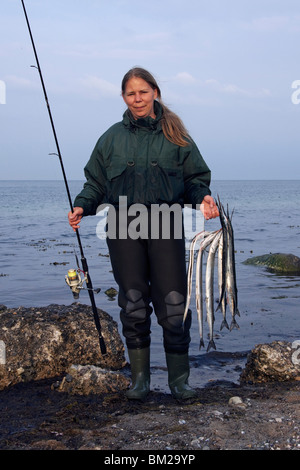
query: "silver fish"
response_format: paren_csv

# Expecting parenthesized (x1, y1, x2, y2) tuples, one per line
(195, 230, 221, 348)
(217, 232, 229, 330)
(183, 230, 213, 325)
(215, 195, 228, 314)
(183, 230, 206, 325)
(184, 198, 240, 352)
(205, 230, 222, 352)
(225, 212, 240, 330)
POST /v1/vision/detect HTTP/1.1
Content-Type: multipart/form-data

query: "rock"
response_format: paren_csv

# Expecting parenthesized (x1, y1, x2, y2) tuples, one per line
(190, 438, 202, 448)
(240, 341, 300, 383)
(0, 303, 126, 390)
(57, 364, 130, 395)
(30, 440, 68, 450)
(228, 396, 247, 409)
(104, 288, 118, 299)
(242, 253, 300, 274)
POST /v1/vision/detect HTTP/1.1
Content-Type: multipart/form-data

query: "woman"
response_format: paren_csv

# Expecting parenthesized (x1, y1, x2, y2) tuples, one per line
(68, 67, 219, 400)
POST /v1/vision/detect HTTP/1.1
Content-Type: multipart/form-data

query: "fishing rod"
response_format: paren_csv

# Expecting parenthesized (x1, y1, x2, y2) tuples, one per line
(21, 0, 107, 355)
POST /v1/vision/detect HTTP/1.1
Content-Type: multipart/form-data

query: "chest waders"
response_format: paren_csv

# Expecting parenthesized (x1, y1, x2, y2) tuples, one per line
(106, 207, 196, 400)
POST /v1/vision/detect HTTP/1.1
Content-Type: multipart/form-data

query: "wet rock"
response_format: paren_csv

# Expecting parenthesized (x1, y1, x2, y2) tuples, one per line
(30, 440, 68, 450)
(0, 303, 126, 390)
(243, 253, 300, 274)
(57, 364, 130, 395)
(228, 396, 247, 409)
(104, 288, 118, 299)
(240, 341, 300, 383)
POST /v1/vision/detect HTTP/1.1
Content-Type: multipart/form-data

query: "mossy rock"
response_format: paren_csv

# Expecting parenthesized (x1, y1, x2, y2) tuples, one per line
(243, 253, 300, 274)
(104, 287, 118, 298)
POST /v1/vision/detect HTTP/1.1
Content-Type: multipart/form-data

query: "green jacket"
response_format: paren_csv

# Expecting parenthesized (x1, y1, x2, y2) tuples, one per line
(74, 102, 211, 215)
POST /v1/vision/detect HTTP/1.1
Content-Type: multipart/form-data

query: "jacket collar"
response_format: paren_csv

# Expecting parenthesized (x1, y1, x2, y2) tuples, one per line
(122, 100, 162, 132)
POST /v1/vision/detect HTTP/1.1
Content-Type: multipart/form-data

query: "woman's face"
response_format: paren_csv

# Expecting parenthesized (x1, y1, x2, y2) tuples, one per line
(122, 77, 158, 120)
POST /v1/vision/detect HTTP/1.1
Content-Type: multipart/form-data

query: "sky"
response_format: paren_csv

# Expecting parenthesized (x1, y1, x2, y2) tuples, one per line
(1, 0, 300, 180)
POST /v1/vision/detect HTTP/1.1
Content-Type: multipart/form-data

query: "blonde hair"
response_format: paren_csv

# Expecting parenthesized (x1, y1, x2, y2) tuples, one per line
(122, 67, 190, 147)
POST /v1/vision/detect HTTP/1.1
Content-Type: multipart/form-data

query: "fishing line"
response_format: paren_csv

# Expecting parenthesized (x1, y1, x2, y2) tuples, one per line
(21, 0, 107, 355)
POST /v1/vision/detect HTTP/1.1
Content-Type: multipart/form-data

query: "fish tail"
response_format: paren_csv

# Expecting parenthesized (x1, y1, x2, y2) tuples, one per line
(220, 319, 229, 331)
(230, 318, 240, 331)
(206, 339, 216, 352)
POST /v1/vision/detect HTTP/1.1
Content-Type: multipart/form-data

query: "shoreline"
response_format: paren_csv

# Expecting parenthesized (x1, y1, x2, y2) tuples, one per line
(0, 303, 299, 451)
(0, 374, 299, 451)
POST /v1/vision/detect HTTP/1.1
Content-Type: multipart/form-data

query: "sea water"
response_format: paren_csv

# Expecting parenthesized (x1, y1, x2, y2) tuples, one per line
(1, 180, 300, 388)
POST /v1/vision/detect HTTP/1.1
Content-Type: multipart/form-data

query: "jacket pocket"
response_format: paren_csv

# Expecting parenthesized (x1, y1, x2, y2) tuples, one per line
(106, 162, 135, 205)
(106, 163, 128, 181)
(150, 163, 184, 205)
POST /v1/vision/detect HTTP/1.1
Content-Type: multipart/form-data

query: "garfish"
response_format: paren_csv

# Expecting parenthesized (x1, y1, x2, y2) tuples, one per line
(183, 230, 212, 325)
(195, 230, 221, 348)
(183, 198, 240, 352)
(217, 232, 229, 330)
(224, 205, 240, 330)
(205, 230, 222, 352)
(215, 196, 228, 315)
(183, 230, 205, 325)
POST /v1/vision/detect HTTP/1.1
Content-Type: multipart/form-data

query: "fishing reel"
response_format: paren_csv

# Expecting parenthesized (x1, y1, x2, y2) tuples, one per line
(65, 268, 100, 299)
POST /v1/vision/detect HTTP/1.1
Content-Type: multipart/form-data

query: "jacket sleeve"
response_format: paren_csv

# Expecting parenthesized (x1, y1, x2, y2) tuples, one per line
(73, 141, 106, 216)
(181, 139, 211, 208)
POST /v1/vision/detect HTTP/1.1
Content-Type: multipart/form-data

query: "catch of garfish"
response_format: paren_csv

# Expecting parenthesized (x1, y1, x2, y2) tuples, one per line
(183, 197, 240, 352)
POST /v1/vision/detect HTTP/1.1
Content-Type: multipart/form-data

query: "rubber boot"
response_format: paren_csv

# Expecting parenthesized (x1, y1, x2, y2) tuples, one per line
(125, 347, 150, 400)
(166, 352, 197, 400)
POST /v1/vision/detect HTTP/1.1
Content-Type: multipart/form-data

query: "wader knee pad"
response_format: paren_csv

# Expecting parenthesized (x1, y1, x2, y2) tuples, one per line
(159, 292, 191, 353)
(164, 291, 190, 328)
(123, 289, 148, 312)
(120, 289, 152, 349)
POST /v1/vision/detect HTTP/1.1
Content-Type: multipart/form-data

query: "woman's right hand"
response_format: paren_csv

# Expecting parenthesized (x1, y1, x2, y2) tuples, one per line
(68, 207, 84, 231)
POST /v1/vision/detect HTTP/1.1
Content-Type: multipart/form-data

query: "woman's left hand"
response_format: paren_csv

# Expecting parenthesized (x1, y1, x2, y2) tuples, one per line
(200, 195, 219, 220)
